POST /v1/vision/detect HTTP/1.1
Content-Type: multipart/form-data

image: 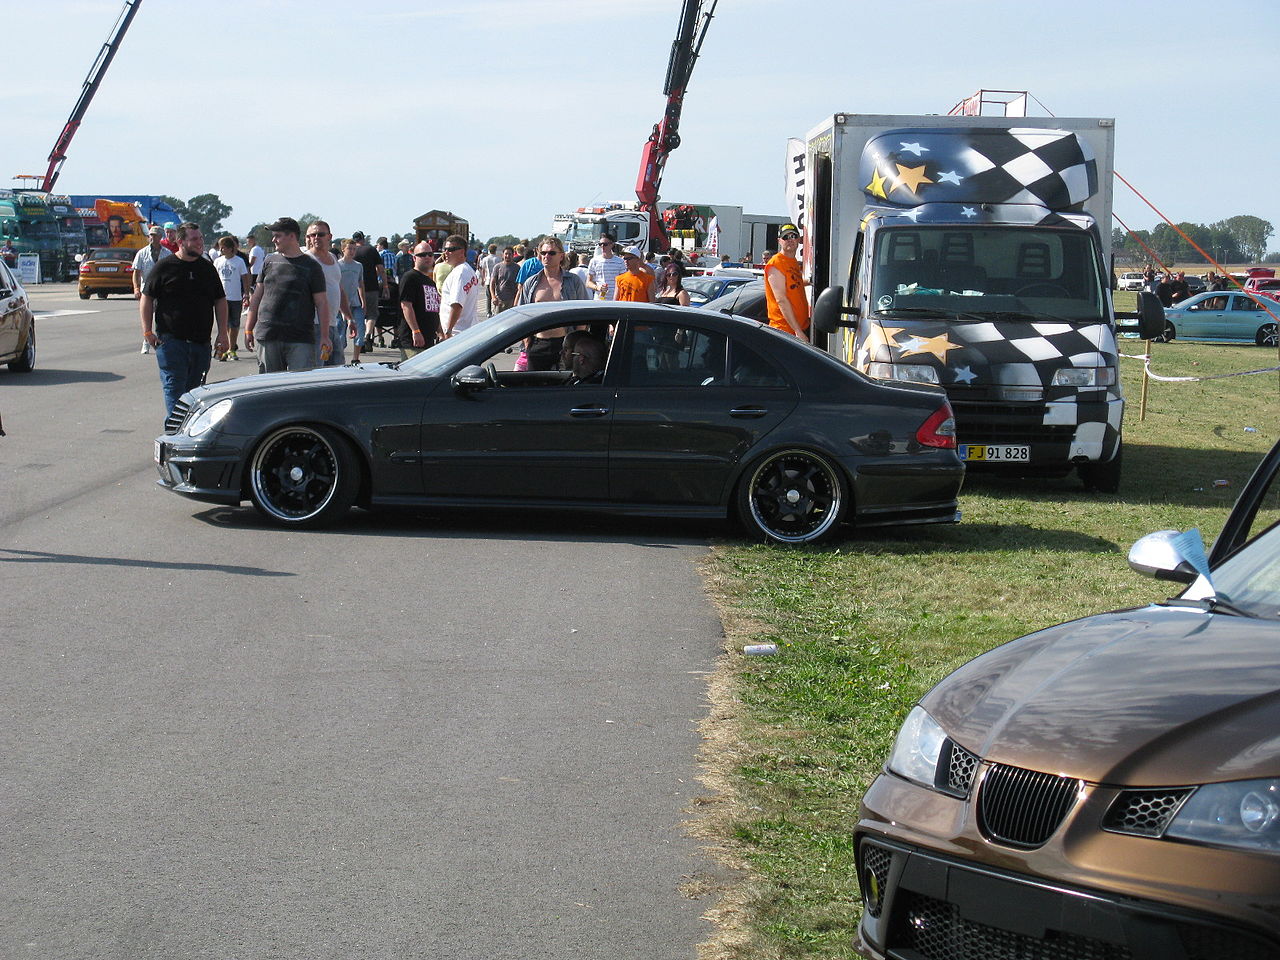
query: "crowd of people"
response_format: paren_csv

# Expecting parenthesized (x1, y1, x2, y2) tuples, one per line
(135, 216, 812, 418)
(1136, 263, 1235, 308)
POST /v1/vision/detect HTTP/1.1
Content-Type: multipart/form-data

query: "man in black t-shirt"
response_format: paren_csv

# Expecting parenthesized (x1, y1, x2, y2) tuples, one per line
(140, 222, 228, 416)
(397, 241, 442, 360)
(352, 230, 388, 323)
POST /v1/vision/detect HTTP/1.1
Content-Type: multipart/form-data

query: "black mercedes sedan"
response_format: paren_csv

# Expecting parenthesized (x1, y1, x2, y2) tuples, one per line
(154, 301, 964, 543)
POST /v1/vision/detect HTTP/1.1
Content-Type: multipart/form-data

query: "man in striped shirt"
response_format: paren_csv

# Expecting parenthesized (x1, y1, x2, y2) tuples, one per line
(586, 233, 627, 301)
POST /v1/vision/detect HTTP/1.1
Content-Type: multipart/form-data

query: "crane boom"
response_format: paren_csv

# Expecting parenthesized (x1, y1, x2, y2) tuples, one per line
(39, 0, 143, 193)
(634, 0, 717, 253)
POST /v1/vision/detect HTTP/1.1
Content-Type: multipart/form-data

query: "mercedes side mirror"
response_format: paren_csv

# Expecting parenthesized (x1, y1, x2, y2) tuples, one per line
(1136, 292, 1166, 340)
(451, 365, 489, 392)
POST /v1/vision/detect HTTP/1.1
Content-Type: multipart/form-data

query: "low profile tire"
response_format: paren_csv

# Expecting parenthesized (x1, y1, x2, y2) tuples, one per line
(1079, 449, 1122, 494)
(247, 425, 359, 528)
(1257, 323, 1278, 348)
(736, 448, 847, 545)
(8, 324, 34, 373)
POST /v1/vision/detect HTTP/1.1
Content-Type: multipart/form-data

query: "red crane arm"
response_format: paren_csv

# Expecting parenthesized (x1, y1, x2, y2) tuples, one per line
(635, 0, 717, 253)
(41, 0, 143, 193)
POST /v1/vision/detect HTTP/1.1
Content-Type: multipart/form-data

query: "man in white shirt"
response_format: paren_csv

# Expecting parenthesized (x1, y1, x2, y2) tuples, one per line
(132, 225, 172, 354)
(439, 234, 482, 337)
(246, 235, 266, 288)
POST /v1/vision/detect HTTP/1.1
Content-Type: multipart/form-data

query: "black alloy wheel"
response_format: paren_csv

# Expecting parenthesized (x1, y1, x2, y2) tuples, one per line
(737, 448, 846, 545)
(247, 425, 358, 527)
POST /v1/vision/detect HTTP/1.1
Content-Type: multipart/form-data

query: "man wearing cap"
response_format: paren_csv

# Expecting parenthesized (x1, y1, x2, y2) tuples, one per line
(764, 224, 810, 341)
(244, 217, 330, 373)
(139, 222, 228, 417)
(586, 233, 626, 301)
(439, 234, 483, 337)
(132, 225, 173, 354)
(159, 222, 180, 253)
(613, 246, 654, 303)
(394, 240, 414, 283)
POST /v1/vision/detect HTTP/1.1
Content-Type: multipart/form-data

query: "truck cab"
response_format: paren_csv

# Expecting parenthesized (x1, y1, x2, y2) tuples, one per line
(805, 119, 1124, 491)
(0, 191, 67, 283)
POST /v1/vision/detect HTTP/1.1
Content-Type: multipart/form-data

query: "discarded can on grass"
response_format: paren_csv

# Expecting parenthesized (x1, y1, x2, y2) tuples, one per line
(1214, 479, 1230, 487)
(744, 643, 779, 656)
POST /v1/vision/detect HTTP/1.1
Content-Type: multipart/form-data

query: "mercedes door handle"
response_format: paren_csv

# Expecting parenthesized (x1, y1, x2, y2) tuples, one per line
(570, 406, 610, 418)
(729, 406, 769, 418)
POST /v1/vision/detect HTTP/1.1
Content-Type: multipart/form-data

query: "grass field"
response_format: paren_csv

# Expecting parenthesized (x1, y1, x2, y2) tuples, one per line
(695, 333, 1280, 958)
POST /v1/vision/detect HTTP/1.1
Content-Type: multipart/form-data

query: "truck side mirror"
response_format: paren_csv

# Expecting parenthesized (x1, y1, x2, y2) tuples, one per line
(1136, 291, 1165, 340)
(812, 285, 852, 334)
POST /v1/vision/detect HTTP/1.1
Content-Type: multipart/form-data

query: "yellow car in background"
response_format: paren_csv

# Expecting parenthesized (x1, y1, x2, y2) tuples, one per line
(77, 247, 136, 299)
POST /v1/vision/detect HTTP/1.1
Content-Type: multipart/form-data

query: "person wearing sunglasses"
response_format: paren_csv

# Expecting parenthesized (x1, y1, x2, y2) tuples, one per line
(395, 242, 443, 360)
(439, 234, 482, 338)
(514, 237, 590, 370)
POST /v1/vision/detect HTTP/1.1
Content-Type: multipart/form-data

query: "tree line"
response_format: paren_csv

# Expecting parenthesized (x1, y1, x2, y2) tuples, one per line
(1113, 214, 1275, 265)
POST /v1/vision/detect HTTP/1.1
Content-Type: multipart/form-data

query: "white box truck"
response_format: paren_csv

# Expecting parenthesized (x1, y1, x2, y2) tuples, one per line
(552, 201, 786, 263)
(802, 113, 1157, 491)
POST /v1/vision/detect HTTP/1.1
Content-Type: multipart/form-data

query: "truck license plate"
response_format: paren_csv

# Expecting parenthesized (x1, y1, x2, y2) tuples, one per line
(961, 444, 1030, 462)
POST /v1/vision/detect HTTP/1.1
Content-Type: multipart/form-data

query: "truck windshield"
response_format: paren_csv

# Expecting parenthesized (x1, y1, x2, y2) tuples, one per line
(870, 226, 1106, 322)
(20, 222, 61, 242)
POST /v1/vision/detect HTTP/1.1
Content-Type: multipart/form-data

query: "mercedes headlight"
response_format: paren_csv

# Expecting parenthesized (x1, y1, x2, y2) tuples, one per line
(886, 706, 948, 789)
(867, 362, 940, 385)
(185, 398, 233, 437)
(1165, 778, 1280, 851)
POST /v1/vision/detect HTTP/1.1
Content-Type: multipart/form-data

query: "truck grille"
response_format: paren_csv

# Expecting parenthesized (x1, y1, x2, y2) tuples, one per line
(952, 402, 1078, 445)
(977, 763, 1080, 848)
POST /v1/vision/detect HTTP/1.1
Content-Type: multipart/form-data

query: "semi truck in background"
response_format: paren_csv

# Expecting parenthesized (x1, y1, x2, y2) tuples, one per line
(48, 195, 87, 279)
(552, 201, 787, 263)
(0, 190, 69, 282)
(800, 112, 1150, 491)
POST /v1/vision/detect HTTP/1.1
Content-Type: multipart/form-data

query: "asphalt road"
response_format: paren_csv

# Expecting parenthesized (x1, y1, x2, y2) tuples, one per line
(1, 285, 730, 959)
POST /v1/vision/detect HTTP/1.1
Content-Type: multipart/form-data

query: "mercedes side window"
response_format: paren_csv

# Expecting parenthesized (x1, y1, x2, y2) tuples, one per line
(628, 323, 726, 387)
(729, 341, 789, 388)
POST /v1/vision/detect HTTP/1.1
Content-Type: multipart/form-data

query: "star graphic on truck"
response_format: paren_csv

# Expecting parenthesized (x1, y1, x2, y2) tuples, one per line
(866, 169, 889, 200)
(898, 332, 959, 361)
(891, 163, 934, 196)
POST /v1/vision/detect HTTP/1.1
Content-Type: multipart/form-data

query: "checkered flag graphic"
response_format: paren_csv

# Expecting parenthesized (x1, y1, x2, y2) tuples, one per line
(861, 127, 1098, 212)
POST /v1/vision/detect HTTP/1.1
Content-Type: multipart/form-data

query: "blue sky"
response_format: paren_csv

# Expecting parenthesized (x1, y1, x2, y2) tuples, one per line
(7, 0, 1279, 255)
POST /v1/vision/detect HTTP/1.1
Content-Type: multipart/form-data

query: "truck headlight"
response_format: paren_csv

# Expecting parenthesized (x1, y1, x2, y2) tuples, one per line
(185, 398, 233, 437)
(1165, 779, 1280, 851)
(1051, 367, 1116, 388)
(867, 362, 940, 385)
(886, 706, 947, 789)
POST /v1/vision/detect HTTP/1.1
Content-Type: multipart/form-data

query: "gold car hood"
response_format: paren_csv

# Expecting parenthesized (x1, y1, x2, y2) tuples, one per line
(924, 607, 1280, 786)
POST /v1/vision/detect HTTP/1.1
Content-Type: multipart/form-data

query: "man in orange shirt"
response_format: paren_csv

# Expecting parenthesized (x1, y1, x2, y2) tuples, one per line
(765, 224, 810, 340)
(613, 246, 654, 302)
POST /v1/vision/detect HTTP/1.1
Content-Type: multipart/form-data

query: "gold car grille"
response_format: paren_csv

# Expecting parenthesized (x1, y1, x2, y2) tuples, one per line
(977, 763, 1081, 848)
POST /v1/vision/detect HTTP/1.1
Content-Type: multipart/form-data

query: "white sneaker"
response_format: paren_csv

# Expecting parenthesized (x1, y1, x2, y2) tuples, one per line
(141, 340, 150, 354)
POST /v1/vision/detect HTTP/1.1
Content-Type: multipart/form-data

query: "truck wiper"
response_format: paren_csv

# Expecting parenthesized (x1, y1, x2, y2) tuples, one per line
(1162, 596, 1254, 618)
(879, 306, 987, 322)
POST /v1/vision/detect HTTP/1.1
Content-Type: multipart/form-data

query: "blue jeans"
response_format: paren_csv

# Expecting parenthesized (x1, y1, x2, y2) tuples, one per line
(350, 305, 367, 347)
(155, 335, 210, 415)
